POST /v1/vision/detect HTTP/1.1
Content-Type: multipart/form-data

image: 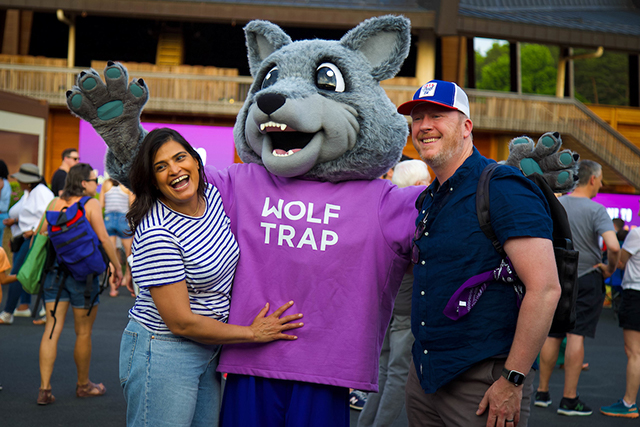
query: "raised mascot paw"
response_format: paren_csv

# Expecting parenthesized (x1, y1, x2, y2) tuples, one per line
(66, 62, 149, 183)
(503, 131, 580, 194)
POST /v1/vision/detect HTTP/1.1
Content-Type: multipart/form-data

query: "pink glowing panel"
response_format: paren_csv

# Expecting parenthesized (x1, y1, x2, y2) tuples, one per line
(78, 121, 236, 185)
(593, 193, 640, 230)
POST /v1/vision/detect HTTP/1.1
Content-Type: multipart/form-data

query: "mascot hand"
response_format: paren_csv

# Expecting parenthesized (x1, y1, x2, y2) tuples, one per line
(66, 62, 149, 186)
(503, 132, 579, 194)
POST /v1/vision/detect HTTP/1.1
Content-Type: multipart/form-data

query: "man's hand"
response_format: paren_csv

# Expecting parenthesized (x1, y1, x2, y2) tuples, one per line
(476, 377, 522, 426)
(595, 262, 615, 279)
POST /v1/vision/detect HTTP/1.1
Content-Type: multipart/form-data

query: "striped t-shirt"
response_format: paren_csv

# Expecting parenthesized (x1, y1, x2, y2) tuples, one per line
(129, 184, 240, 333)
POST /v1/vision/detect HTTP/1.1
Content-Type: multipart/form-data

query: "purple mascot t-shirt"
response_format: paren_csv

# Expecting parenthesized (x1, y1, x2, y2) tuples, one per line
(208, 163, 423, 392)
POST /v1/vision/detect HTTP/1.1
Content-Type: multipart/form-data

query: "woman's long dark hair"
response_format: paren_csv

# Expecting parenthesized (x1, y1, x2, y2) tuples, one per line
(61, 163, 93, 199)
(127, 128, 207, 234)
(0, 160, 8, 180)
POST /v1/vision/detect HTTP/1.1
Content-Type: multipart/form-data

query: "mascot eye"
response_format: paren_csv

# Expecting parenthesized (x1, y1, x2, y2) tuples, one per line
(261, 67, 279, 89)
(316, 63, 345, 93)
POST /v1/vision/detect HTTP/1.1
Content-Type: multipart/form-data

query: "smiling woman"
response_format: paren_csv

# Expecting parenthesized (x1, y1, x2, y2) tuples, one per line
(119, 127, 304, 427)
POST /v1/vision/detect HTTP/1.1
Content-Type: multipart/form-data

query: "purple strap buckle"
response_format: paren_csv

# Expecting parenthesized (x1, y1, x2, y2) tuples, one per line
(443, 257, 523, 321)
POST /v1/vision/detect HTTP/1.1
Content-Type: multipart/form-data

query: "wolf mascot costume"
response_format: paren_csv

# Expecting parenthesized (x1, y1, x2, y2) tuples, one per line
(67, 15, 577, 425)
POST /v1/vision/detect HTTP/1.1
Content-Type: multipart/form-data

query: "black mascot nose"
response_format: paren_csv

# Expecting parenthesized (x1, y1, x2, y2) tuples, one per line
(257, 93, 286, 115)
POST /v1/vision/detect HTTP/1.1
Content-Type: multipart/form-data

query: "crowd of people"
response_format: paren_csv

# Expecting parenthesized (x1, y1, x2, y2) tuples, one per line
(1, 77, 639, 427)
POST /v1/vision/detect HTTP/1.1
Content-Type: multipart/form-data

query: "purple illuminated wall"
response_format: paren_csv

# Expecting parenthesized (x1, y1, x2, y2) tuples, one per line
(78, 121, 236, 186)
(593, 193, 640, 229)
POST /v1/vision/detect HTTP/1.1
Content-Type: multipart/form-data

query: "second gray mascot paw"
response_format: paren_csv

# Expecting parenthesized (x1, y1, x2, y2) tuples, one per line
(66, 61, 149, 169)
(503, 131, 579, 194)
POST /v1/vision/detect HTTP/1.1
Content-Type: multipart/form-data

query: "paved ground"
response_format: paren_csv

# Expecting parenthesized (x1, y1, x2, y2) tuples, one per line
(0, 286, 631, 426)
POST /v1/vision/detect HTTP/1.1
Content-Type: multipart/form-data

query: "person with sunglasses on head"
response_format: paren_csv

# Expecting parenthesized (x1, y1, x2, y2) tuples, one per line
(399, 81, 561, 427)
(51, 148, 80, 196)
(36, 163, 123, 405)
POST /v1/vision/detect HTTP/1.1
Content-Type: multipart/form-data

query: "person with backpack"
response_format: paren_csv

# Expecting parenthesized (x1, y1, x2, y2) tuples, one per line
(120, 128, 304, 427)
(36, 163, 123, 405)
(398, 80, 562, 426)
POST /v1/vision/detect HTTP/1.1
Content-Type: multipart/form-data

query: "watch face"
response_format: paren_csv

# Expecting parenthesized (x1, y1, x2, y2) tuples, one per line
(511, 372, 525, 385)
(503, 368, 525, 385)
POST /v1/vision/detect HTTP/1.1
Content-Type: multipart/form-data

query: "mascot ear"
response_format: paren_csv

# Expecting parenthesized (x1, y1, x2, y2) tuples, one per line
(340, 15, 411, 82)
(244, 20, 293, 78)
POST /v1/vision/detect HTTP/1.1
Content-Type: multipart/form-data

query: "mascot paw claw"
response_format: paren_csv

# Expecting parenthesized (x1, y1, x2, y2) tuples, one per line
(504, 131, 579, 193)
(66, 62, 149, 185)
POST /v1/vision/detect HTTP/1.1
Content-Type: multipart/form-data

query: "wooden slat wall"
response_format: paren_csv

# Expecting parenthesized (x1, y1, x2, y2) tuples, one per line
(45, 109, 79, 183)
(90, 60, 240, 104)
(588, 105, 640, 149)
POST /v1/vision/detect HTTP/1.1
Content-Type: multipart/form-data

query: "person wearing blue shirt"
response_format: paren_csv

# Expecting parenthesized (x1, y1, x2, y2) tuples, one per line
(0, 160, 10, 244)
(397, 80, 561, 427)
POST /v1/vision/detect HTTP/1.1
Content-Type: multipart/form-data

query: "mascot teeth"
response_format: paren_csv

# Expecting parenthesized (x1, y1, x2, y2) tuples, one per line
(272, 149, 296, 157)
(260, 122, 288, 132)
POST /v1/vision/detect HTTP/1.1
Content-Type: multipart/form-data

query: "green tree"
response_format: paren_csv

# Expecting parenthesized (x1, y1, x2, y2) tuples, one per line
(476, 43, 558, 95)
(474, 42, 629, 106)
(574, 50, 628, 106)
(476, 43, 510, 91)
(521, 44, 557, 95)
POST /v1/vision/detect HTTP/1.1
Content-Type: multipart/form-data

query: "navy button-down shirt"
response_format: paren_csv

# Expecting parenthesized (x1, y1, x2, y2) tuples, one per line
(411, 148, 552, 393)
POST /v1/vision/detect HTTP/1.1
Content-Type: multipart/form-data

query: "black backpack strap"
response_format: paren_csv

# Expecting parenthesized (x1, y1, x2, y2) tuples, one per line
(525, 173, 573, 250)
(85, 244, 111, 315)
(84, 273, 95, 312)
(48, 268, 68, 339)
(476, 163, 506, 258)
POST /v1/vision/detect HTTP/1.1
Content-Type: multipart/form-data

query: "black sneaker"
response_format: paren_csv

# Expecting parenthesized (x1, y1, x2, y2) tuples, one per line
(534, 391, 552, 407)
(557, 396, 593, 416)
(349, 390, 367, 410)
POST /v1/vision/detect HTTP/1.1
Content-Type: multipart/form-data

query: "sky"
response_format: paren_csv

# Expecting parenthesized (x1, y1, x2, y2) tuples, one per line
(475, 38, 507, 55)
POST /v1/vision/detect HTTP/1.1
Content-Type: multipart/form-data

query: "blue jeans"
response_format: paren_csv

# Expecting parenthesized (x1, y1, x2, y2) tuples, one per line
(2, 237, 32, 314)
(358, 314, 413, 427)
(104, 212, 131, 238)
(119, 320, 222, 427)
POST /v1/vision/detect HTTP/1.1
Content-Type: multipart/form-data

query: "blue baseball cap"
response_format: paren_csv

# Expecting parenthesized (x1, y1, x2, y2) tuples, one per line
(397, 80, 470, 118)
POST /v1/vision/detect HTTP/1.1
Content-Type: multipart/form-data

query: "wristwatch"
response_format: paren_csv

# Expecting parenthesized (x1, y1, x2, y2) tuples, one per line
(501, 368, 526, 386)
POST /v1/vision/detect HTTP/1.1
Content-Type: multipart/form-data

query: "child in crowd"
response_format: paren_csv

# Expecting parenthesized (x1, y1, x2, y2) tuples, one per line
(0, 246, 17, 297)
(0, 246, 17, 391)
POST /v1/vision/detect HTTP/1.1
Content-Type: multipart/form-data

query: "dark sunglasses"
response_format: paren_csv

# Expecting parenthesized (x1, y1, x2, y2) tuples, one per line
(67, 156, 79, 161)
(411, 212, 429, 264)
(84, 178, 98, 184)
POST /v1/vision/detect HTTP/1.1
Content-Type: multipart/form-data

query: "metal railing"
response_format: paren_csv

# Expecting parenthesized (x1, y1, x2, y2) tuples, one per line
(2, 62, 639, 188)
(465, 90, 640, 188)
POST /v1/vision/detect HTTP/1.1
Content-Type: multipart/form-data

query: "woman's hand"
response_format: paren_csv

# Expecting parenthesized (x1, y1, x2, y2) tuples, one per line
(249, 301, 304, 343)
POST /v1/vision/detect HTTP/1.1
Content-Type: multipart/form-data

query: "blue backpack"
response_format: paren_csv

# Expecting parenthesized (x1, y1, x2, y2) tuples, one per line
(46, 197, 109, 331)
